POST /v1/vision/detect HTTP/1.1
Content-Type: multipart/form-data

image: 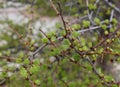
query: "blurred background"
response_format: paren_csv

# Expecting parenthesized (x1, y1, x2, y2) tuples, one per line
(0, 0, 120, 87)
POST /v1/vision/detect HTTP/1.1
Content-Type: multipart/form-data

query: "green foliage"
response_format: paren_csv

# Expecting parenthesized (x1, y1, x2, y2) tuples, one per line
(72, 54, 80, 61)
(88, 4, 96, 10)
(50, 48, 60, 56)
(71, 31, 80, 38)
(60, 45, 69, 50)
(51, 36, 56, 42)
(60, 30, 66, 36)
(104, 30, 109, 35)
(112, 18, 118, 25)
(104, 19, 109, 24)
(20, 68, 28, 78)
(34, 79, 40, 85)
(63, 39, 71, 45)
(42, 38, 49, 43)
(94, 18, 101, 25)
(71, 24, 81, 30)
(101, 24, 107, 30)
(29, 64, 40, 74)
(82, 20, 90, 28)
(0, 0, 120, 87)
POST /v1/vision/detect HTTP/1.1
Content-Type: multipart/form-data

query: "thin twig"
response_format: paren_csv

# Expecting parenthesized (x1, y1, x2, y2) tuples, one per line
(88, 0, 100, 25)
(104, 0, 120, 14)
(49, 0, 59, 15)
(0, 79, 5, 85)
(78, 25, 110, 33)
(57, 3, 67, 33)
(39, 29, 57, 47)
(85, 57, 111, 87)
(29, 44, 48, 60)
(109, 9, 114, 28)
(92, 25, 120, 49)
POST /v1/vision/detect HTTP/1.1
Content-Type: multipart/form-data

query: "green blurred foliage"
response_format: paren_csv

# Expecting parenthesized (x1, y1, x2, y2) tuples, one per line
(0, 0, 120, 87)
